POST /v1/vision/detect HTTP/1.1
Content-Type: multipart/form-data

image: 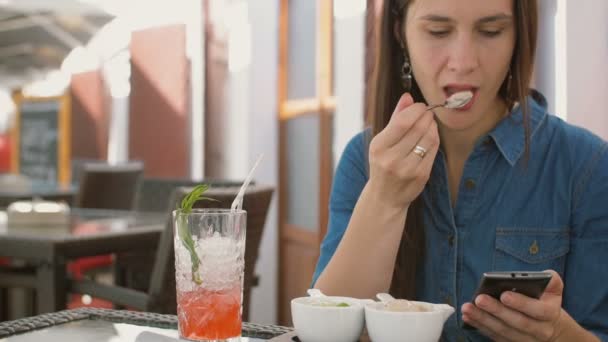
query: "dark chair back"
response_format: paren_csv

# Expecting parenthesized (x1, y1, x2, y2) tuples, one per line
(71, 158, 103, 186)
(134, 178, 247, 212)
(148, 184, 274, 320)
(75, 161, 143, 210)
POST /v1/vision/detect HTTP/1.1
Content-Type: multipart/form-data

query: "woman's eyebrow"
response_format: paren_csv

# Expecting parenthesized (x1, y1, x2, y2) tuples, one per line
(418, 14, 452, 23)
(477, 13, 513, 24)
(418, 13, 513, 24)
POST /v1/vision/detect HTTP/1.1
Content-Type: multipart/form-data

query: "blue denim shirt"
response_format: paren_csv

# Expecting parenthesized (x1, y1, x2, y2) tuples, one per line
(313, 94, 608, 341)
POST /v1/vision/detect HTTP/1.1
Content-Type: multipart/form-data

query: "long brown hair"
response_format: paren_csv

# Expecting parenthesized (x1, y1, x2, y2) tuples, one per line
(366, 0, 538, 299)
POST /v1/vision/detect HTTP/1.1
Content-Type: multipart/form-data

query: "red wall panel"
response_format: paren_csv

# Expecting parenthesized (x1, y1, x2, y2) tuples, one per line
(129, 24, 190, 178)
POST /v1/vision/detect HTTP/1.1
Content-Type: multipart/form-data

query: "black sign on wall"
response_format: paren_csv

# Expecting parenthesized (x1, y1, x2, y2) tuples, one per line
(11, 93, 71, 185)
(18, 101, 60, 182)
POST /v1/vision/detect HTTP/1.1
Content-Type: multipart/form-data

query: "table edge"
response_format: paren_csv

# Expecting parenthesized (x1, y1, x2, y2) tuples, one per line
(0, 308, 293, 339)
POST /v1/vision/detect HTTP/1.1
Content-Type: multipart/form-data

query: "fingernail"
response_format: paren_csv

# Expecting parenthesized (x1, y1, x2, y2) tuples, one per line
(475, 295, 485, 306)
(501, 292, 512, 303)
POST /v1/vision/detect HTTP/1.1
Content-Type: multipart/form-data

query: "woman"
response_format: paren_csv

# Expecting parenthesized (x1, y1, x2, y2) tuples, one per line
(312, 0, 607, 341)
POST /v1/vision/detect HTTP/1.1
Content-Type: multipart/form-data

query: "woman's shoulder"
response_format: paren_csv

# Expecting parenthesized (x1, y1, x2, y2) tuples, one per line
(339, 129, 371, 165)
(334, 129, 371, 184)
(345, 129, 371, 152)
(529, 90, 606, 153)
(544, 116, 604, 145)
(538, 104, 608, 191)
(330, 130, 371, 205)
(542, 112, 607, 162)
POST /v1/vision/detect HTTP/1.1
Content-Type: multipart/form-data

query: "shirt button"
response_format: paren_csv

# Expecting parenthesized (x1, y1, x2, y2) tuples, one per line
(529, 240, 539, 255)
(465, 179, 476, 190)
(448, 235, 454, 247)
(443, 296, 453, 306)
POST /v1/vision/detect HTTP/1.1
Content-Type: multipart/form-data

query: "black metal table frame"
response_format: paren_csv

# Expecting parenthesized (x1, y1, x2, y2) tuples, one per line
(0, 308, 293, 339)
(0, 209, 165, 314)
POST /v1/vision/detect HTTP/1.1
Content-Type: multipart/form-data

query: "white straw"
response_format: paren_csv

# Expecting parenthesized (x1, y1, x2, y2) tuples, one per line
(231, 154, 264, 211)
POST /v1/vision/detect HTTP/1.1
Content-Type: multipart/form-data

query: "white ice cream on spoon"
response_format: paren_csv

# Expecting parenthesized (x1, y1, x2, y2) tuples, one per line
(444, 90, 474, 109)
(427, 90, 474, 111)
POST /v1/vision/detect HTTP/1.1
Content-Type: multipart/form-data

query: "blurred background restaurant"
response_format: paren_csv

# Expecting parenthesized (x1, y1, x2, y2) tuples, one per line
(0, 0, 606, 327)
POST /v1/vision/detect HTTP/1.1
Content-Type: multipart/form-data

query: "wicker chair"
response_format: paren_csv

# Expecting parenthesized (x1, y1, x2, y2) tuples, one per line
(69, 184, 274, 321)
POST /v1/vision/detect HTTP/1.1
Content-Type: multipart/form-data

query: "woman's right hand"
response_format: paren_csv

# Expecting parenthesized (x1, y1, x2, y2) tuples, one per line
(367, 93, 440, 209)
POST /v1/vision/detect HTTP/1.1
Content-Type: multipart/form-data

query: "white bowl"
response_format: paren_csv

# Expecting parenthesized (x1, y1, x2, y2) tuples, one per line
(364, 301, 454, 342)
(291, 296, 365, 342)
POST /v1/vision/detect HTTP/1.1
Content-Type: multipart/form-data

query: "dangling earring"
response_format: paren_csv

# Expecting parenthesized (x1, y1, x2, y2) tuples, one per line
(506, 70, 513, 93)
(503, 69, 514, 103)
(400, 51, 413, 90)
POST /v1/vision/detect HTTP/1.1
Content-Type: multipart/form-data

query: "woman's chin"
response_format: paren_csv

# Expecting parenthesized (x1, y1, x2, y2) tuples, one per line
(434, 111, 479, 132)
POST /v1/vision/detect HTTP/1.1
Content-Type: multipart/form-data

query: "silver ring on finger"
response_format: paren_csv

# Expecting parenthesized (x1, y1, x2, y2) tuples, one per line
(412, 145, 427, 159)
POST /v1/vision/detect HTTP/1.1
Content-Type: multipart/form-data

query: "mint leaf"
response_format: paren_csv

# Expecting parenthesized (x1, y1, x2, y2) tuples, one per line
(178, 184, 216, 285)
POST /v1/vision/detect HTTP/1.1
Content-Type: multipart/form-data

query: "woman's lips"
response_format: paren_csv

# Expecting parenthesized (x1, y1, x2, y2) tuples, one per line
(453, 90, 478, 111)
(443, 87, 478, 111)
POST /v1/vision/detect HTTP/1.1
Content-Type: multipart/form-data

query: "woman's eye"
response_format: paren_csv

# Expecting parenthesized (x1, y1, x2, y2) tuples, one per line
(429, 30, 450, 37)
(480, 30, 503, 37)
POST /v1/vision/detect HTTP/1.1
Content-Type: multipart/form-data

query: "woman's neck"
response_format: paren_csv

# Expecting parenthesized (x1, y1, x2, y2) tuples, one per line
(439, 99, 509, 164)
(438, 98, 509, 207)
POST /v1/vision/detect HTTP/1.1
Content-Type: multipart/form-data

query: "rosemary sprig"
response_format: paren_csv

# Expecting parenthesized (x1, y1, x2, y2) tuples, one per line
(178, 184, 216, 285)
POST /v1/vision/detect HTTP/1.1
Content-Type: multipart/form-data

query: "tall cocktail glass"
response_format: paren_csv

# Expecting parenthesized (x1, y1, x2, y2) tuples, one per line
(173, 209, 246, 342)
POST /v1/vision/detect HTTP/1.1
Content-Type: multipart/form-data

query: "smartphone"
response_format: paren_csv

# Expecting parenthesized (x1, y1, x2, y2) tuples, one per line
(462, 271, 552, 330)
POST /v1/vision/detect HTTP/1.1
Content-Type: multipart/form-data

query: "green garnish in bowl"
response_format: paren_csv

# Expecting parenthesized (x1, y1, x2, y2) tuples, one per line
(336, 302, 350, 307)
(178, 184, 216, 285)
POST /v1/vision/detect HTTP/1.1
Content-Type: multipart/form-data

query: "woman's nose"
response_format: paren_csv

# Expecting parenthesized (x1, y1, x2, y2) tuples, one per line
(446, 34, 479, 75)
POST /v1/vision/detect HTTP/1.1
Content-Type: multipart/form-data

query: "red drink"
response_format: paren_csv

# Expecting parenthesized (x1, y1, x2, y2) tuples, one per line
(177, 285, 242, 340)
(173, 209, 246, 341)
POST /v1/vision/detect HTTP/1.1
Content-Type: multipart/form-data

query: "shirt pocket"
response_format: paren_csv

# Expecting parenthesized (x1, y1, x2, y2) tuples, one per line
(493, 228, 570, 276)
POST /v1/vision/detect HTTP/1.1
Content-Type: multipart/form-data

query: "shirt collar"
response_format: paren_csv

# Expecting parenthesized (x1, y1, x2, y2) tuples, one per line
(488, 90, 549, 166)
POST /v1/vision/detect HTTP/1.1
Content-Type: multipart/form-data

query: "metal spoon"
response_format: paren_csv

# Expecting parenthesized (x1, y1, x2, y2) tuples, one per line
(427, 90, 474, 111)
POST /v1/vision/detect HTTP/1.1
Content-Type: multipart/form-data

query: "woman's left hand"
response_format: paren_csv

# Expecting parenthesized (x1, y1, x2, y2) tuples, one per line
(461, 270, 565, 342)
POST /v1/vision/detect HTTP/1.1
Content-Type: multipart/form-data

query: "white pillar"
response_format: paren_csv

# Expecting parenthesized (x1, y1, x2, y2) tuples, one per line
(333, 0, 366, 167)
(104, 51, 131, 165)
(225, 0, 251, 180)
(225, 69, 250, 179)
(247, 0, 278, 324)
(107, 96, 129, 164)
(187, 0, 206, 180)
